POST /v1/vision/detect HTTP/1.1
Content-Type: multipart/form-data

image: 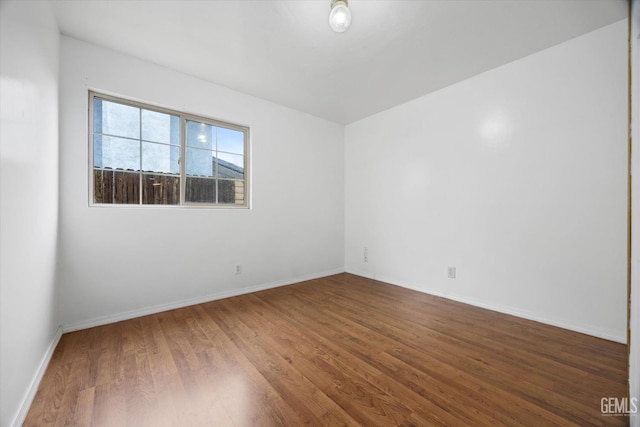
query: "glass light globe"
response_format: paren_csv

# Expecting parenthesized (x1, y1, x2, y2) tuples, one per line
(329, 1, 351, 33)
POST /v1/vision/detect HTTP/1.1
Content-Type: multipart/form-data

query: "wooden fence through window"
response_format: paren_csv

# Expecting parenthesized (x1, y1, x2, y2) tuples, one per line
(93, 169, 244, 205)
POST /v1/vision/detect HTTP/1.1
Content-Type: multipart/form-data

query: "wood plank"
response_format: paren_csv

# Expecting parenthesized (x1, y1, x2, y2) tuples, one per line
(24, 273, 628, 426)
(73, 386, 95, 426)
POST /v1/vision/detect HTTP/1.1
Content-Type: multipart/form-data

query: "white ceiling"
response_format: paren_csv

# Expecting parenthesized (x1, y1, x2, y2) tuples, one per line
(51, 0, 628, 124)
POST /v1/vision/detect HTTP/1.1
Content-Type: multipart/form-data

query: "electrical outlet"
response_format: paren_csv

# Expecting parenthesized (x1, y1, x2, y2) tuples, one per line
(364, 247, 368, 263)
(448, 267, 456, 279)
(235, 264, 242, 275)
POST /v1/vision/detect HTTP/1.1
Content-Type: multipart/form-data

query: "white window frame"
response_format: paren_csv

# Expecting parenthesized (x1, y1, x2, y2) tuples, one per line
(88, 91, 250, 208)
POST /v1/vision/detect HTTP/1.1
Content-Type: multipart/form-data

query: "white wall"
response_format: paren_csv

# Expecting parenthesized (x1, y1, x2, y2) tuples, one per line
(0, 1, 61, 426)
(345, 20, 628, 342)
(630, 1, 639, 424)
(57, 36, 344, 329)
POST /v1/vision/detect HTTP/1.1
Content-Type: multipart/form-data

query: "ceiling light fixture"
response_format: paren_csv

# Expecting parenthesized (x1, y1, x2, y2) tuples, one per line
(329, 0, 351, 33)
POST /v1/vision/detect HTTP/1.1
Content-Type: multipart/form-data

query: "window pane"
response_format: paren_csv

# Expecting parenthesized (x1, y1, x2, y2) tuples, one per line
(94, 134, 103, 168)
(93, 168, 110, 203)
(217, 127, 244, 155)
(93, 99, 103, 136)
(142, 174, 180, 205)
(186, 147, 214, 177)
(216, 152, 244, 179)
(218, 180, 245, 205)
(142, 110, 179, 145)
(142, 142, 180, 174)
(186, 120, 214, 150)
(185, 177, 216, 203)
(96, 135, 140, 171)
(96, 99, 140, 139)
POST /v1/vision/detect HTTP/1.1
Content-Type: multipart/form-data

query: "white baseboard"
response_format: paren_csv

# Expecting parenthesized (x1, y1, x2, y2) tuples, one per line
(62, 268, 345, 333)
(345, 269, 627, 344)
(11, 325, 63, 427)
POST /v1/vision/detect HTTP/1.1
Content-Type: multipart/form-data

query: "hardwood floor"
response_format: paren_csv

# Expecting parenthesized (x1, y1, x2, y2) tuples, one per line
(24, 273, 628, 426)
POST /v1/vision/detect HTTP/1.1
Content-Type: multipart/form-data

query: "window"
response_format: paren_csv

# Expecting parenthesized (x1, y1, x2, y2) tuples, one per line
(90, 92, 249, 207)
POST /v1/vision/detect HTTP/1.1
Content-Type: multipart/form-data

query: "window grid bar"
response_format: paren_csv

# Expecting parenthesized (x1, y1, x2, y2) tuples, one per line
(214, 126, 218, 204)
(94, 132, 180, 147)
(138, 107, 143, 205)
(180, 116, 186, 206)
